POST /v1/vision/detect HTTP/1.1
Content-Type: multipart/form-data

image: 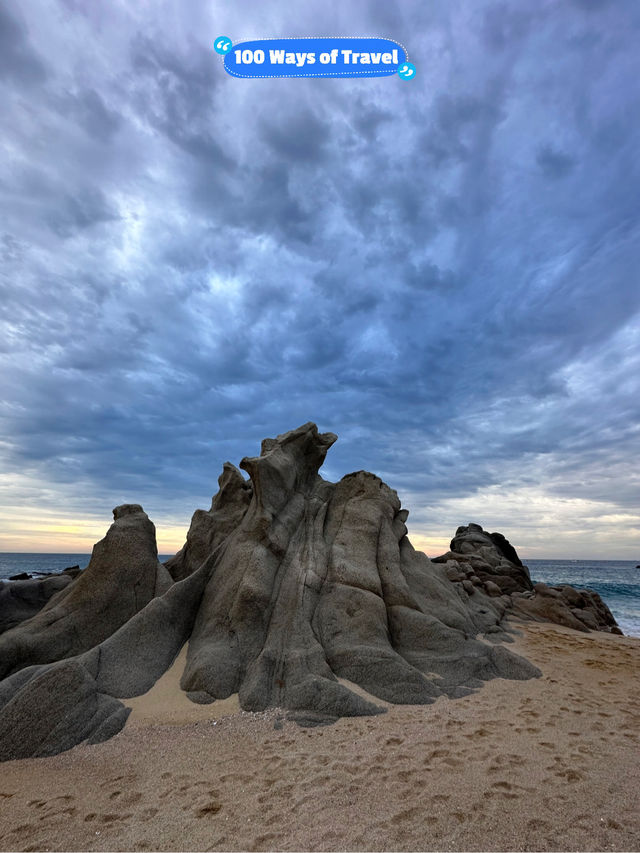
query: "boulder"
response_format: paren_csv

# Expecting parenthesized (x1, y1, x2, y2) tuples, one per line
(435, 523, 620, 635)
(0, 660, 129, 762)
(177, 425, 539, 712)
(512, 582, 620, 633)
(440, 524, 534, 594)
(0, 574, 74, 636)
(0, 505, 173, 679)
(0, 559, 211, 760)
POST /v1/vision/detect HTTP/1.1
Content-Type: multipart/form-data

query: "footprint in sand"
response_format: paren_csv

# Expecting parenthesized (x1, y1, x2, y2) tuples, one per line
(390, 806, 422, 825)
(556, 769, 582, 783)
(196, 801, 222, 817)
(100, 773, 137, 788)
(433, 794, 450, 803)
(294, 793, 315, 807)
(138, 808, 158, 820)
(396, 769, 415, 783)
(527, 818, 551, 832)
(219, 772, 252, 784)
(492, 781, 513, 790)
(252, 832, 278, 845)
(109, 790, 142, 806)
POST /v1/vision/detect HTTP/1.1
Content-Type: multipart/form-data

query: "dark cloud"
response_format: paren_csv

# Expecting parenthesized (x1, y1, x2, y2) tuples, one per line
(260, 106, 330, 163)
(536, 145, 576, 178)
(0, 5, 47, 85)
(0, 0, 638, 555)
(59, 89, 123, 142)
(481, 3, 534, 51)
(46, 187, 120, 237)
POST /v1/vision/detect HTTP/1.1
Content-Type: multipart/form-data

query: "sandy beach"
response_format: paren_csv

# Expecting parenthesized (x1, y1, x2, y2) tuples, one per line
(0, 622, 637, 852)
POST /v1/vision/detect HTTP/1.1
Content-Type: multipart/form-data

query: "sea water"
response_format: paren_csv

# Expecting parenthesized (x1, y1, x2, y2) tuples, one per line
(0, 553, 638, 638)
(0, 553, 173, 578)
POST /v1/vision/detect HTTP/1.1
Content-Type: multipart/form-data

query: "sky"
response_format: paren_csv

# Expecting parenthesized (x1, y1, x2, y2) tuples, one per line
(0, 0, 639, 559)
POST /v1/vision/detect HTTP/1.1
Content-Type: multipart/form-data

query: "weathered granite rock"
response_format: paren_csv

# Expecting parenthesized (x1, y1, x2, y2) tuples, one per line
(434, 523, 620, 635)
(165, 463, 253, 582)
(0, 505, 173, 679)
(0, 574, 74, 635)
(0, 660, 129, 762)
(0, 559, 211, 760)
(0, 424, 556, 760)
(512, 582, 622, 633)
(179, 425, 539, 714)
(433, 523, 534, 595)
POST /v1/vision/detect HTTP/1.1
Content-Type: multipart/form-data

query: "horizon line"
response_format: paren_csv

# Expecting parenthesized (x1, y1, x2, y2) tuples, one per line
(0, 550, 637, 562)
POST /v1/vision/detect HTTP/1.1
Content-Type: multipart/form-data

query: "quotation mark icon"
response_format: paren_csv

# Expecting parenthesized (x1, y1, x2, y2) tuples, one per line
(398, 62, 416, 80)
(215, 36, 232, 55)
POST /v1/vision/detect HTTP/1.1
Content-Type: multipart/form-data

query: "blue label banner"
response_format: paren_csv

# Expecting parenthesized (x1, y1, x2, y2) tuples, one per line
(223, 37, 408, 79)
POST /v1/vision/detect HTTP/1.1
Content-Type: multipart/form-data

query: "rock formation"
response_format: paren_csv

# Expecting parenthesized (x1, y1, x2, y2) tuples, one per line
(433, 523, 620, 634)
(0, 504, 172, 680)
(0, 573, 74, 636)
(164, 462, 253, 583)
(0, 423, 621, 761)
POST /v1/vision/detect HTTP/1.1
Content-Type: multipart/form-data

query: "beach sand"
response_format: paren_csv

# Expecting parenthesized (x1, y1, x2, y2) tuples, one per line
(0, 622, 638, 852)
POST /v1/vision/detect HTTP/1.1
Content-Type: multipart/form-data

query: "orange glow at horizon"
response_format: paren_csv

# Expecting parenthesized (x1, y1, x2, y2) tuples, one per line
(0, 488, 638, 559)
(0, 510, 451, 557)
(0, 508, 189, 555)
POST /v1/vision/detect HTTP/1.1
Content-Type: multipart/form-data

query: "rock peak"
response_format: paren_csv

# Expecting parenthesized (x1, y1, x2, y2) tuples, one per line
(113, 503, 145, 519)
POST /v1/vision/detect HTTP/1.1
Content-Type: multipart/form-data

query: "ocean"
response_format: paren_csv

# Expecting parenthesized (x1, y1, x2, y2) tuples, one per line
(0, 553, 638, 638)
(0, 553, 173, 578)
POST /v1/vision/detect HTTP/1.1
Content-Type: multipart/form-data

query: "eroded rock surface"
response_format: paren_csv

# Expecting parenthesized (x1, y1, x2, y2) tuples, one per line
(165, 463, 253, 582)
(0, 574, 74, 636)
(433, 523, 621, 634)
(0, 422, 618, 761)
(177, 425, 538, 716)
(0, 505, 172, 680)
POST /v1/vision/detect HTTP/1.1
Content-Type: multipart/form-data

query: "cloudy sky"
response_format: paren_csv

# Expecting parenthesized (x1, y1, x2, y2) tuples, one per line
(1, 0, 639, 558)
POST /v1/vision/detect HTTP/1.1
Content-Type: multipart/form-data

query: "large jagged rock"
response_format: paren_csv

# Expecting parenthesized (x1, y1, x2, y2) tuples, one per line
(432, 523, 534, 595)
(0, 660, 129, 762)
(2, 423, 576, 761)
(433, 523, 621, 634)
(178, 425, 539, 716)
(0, 561, 211, 761)
(512, 582, 622, 633)
(0, 504, 173, 679)
(165, 463, 253, 582)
